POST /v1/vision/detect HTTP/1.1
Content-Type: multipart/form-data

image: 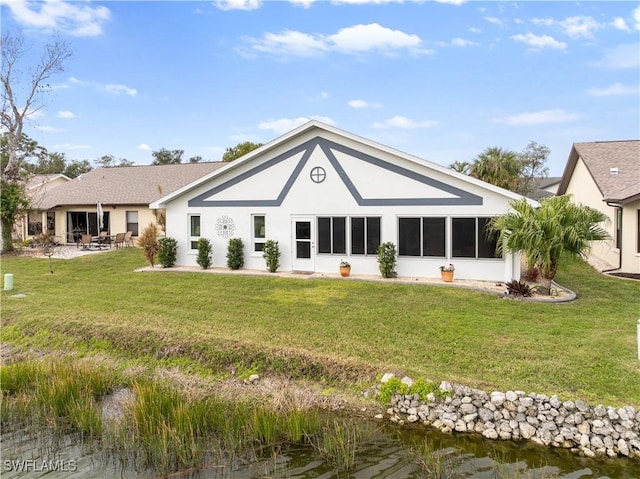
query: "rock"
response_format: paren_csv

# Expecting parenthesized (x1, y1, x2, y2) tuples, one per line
(381, 372, 395, 383)
(618, 439, 630, 456)
(490, 391, 505, 406)
(401, 376, 414, 387)
(483, 428, 499, 439)
(575, 400, 589, 412)
(439, 381, 453, 393)
(248, 374, 260, 383)
(505, 391, 518, 402)
(519, 422, 537, 439)
(581, 446, 596, 458)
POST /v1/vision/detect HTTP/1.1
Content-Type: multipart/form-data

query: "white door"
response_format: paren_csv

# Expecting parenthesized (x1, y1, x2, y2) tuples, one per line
(291, 217, 315, 272)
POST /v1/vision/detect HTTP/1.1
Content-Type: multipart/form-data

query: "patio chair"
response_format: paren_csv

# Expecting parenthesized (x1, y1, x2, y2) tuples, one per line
(124, 231, 134, 247)
(80, 234, 92, 250)
(98, 231, 111, 248)
(113, 233, 126, 249)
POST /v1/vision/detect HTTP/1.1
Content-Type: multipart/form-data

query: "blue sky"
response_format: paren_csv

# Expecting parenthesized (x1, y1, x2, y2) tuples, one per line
(2, 0, 639, 176)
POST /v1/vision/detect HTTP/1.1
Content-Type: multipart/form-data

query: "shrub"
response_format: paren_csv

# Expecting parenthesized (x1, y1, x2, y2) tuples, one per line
(377, 242, 397, 278)
(196, 238, 212, 269)
(157, 237, 178, 268)
(505, 279, 532, 297)
(137, 223, 160, 267)
(521, 266, 539, 282)
(263, 240, 280, 273)
(226, 238, 244, 270)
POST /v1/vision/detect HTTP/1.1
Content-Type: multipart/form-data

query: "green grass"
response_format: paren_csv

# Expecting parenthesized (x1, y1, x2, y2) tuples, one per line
(1, 248, 639, 406)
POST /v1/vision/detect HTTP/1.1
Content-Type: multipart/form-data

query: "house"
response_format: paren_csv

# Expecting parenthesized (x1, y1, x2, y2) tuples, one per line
(528, 176, 562, 201)
(151, 121, 537, 282)
(557, 140, 640, 274)
(37, 162, 225, 244)
(20, 173, 71, 240)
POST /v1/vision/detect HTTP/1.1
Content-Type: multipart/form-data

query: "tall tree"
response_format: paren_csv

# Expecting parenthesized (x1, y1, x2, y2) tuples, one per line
(63, 159, 92, 178)
(222, 141, 263, 162)
(490, 195, 610, 295)
(94, 154, 133, 168)
(188, 155, 202, 163)
(469, 147, 521, 191)
(449, 160, 471, 174)
(1, 32, 72, 251)
(151, 148, 183, 165)
(516, 141, 550, 196)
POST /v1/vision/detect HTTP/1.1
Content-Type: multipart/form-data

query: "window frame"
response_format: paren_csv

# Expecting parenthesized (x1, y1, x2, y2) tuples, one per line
(317, 216, 347, 255)
(252, 214, 266, 253)
(188, 214, 201, 251)
(350, 216, 381, 256)
(397, 216, 446, 258)
(126, 210, 139, 236)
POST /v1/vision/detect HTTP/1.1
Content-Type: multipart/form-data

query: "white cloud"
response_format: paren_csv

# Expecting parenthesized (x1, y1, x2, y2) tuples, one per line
(372, 115, 438, 129)
(484, 17, 504, 26)
(634, 5, 640, 31)
(214, 0, 261, 11)
(611, 17, 630, 32)
(451, 37, 479, 47)
(348, 99, 382, 108)
(57, 110, 75, 119)
(259, 116, 336, 135)
(54, 143, 91, 150)
(289, 0, 316, 7)
(328, 23, 425, 55)
(35, 125, 63, 132)
(593, 43, 640, 69)
(2, 0, 110, 37)
(433, 0, 466, 5)
(559, 16, 601, 39)
(468, 27, 481, 34)
(137, 144, 152, 151)
(241, 23, 430, 58)
(493, 109, 582, 126)
(105, 84, 138, 96)
(511, 33, 567, 50)
(586, 82, 639, 97)
(70, 77, 138, 96)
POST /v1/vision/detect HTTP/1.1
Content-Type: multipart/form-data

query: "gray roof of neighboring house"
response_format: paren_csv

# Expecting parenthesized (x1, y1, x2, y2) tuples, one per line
(27, 173, 71, 190)
(39, 162, 227, 209)
(557, 140, 640, 204)
(528, 176, 562, 200)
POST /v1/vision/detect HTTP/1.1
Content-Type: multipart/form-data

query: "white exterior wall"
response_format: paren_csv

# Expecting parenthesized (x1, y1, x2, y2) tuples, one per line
(164, 128, 522, 282)
(563, 158, 618, 269)
(621, 199, 640, 273)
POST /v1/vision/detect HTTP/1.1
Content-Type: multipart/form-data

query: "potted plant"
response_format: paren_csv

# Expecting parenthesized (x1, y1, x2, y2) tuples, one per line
(339, 260, 351, 277)
(439, 263, 455, 282)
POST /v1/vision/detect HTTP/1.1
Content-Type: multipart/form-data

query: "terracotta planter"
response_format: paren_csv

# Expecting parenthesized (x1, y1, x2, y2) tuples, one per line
(440, 270, 454, 282)
(339, 265, 351, 277)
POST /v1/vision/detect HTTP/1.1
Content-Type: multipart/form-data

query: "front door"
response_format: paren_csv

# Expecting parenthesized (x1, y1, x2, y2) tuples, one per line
(291, 217, 315, 272)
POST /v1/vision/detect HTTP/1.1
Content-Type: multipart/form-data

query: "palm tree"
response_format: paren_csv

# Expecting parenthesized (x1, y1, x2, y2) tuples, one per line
(470, 147, 521, 191)
(490, 195, 610, 295)
(449, 161, 471, 174)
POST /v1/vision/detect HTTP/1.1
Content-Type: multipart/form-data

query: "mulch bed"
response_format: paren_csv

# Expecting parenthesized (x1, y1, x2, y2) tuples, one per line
(606, 272, 640, 281)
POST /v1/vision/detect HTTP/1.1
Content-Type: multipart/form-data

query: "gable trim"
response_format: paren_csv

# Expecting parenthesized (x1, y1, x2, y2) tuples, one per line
(188, 137, 483, 207)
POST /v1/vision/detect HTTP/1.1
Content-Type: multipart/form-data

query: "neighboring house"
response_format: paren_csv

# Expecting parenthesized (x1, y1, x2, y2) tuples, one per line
(38, 163, 225, 244)
(528, 176, 562, 201)
(557, 140, 640, 274)
(151, 121, 537, 282)
(19, 173, 71, 241)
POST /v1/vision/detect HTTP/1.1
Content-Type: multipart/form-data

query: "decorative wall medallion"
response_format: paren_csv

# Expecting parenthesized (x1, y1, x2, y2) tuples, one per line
(310, 166, 326, 184)
(215, 215, 236, 238)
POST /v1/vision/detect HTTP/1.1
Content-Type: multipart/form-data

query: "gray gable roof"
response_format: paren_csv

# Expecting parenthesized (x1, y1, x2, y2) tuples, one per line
(558, 140, 640, 204)
(39, 162, 226, 209)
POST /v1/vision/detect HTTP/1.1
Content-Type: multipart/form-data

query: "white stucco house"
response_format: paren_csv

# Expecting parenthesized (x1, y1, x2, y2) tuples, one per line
(151, 121, 537, 282)
(557, 140, 640, 274)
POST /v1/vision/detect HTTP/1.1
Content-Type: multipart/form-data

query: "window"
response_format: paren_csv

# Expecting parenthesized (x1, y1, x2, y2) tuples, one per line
(398, 217, 445, 257)
(317, 217, 346, 254)
(452, 217, 499, 259)
(351, 217, 381, 255)
(253, 215, 266, 252)
(126, 211, 139, 236)
(189, 215, 201, 250)
(46, 212, 55, 234)
(27, 212, 43, 236)
(615, 207, 622, 250)
(477, 217, 499, 258)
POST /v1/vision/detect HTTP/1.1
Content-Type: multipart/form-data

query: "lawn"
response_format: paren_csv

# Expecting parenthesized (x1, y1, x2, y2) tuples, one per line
(1, 248, 638, 407)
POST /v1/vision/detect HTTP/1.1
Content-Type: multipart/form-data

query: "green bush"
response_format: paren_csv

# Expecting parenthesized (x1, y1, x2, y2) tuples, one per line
(157, 237, 178, 268)
(262, 240, 280, 273)
(196, 238, 212, 269)
(377, 242, 397, 278)
(379, 377, 442, 404)
(226, 238, 244, 270)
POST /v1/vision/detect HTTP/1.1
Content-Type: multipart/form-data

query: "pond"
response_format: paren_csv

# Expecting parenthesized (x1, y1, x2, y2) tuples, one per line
(2, 421, 637, 478)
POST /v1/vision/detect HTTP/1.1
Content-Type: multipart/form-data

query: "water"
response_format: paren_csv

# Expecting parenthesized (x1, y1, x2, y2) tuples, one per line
(2, 423, 638, 479)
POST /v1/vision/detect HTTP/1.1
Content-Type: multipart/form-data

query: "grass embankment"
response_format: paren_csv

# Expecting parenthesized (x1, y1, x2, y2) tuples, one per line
(1, 248, 639, 406)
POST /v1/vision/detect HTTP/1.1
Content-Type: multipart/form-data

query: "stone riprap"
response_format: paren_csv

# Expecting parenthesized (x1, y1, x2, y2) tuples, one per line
(384, 376, 640, 459)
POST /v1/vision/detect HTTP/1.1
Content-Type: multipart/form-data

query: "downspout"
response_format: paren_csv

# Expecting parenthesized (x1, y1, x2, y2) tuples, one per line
(605, 201, 623, 272)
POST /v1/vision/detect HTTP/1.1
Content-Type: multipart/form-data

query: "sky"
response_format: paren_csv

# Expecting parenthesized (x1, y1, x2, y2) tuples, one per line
(1, 0, 639, 176)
